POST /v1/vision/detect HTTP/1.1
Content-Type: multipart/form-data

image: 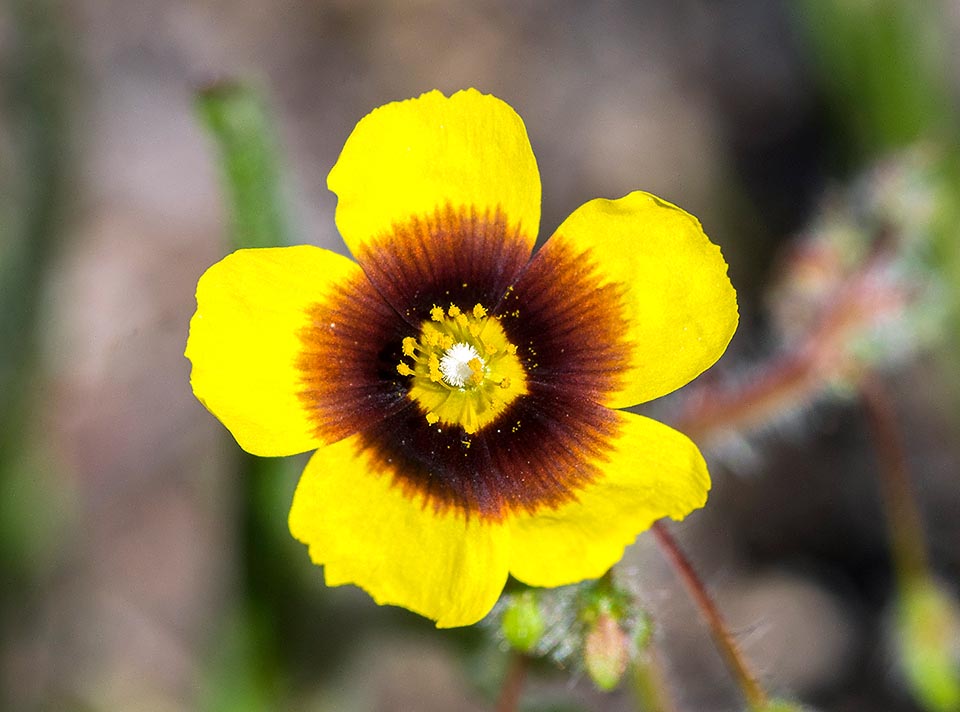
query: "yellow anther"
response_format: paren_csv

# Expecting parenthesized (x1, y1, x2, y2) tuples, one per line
(424, 329, 442, 348)
(447, 305, 462, 318)
(426, 412, 439, 425)
(500, 376, 511, 389)
(467, 322, 482, 337)
(430, 305, 445, 321)
(428, 354, 442, 383)
(402, 337, 418, 358)
(455, 312, 469, 328)
(397, 362, 414, 377)
(472, 304, 487, 318)
(467, 357, 485, 386)
(440, 334, 455, 350)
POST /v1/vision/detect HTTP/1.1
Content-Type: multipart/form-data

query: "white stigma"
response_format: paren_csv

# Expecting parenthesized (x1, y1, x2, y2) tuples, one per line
(438, 342, 484, 387)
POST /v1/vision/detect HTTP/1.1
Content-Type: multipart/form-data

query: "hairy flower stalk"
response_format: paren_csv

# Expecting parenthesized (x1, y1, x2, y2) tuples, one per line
(674, 151, 943, 449)
(652, 522, 770, 709)
(658, 151, 955, 710)
(860, 376, 960, 709)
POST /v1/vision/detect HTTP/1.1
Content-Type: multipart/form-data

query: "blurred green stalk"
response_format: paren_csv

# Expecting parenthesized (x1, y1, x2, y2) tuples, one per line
(196, 82, 300, 709)
(1, 0, 69, 456)
(0, 0, 72, 584)
(196, 82, 293, 249)
(798, 0, 951, 152)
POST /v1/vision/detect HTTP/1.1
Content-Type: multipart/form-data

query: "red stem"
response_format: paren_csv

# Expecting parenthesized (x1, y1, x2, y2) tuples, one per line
(859, 375, 930, 586)
(495, 653, 529, 712)
(652, 521, 769, 710)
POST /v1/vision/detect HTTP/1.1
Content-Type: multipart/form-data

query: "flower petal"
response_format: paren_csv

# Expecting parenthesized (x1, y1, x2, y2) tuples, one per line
(328, 89, 541, 258)
(186, 246, 390, 456)
(289, 435, 511, 627)
(538, 191, 738, 408)
(508, 410, 709, 587)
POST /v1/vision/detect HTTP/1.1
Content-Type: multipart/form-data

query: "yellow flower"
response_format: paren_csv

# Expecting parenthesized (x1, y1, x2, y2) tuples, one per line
(185, 89, 738, 627)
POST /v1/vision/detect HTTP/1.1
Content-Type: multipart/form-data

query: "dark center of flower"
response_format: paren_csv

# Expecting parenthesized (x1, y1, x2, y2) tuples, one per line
(395, 303, 527, 434)
(295, 206, 631, 519)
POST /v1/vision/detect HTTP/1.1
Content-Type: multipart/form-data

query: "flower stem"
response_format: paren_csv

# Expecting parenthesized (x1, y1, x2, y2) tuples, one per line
(858, 375, 930, 587)
(673, 237, 896, 446)
(651, 521, 769, 710)
(631, 645, 680, 712)
(495, 652, 529, 712)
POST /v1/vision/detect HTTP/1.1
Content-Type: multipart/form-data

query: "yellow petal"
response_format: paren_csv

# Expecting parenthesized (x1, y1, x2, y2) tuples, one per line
(186, 246, 361, 457)
(540, 191, 738, 407)
(328, 89, 541, 256)
(289, 435, 511, 627)
(508, 411, 709, 587)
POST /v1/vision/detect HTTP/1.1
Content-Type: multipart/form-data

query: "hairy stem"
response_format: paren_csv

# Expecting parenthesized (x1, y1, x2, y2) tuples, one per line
(652, 521, 769, 710)
(859, 375, 930, 586)
(674, 237, 895, 445)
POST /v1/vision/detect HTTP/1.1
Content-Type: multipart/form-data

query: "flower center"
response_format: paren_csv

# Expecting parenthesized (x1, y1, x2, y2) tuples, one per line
(396, 303, 527, 434)
(438, 342, 485, 387)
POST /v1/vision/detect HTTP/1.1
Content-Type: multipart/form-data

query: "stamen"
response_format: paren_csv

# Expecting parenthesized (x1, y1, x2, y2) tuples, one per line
(398, 301, 526, 434)
(467, 357, 485, 386)
(402, 337, 418, 357)
(424, 329, 442, 348)
(428, 354, 443, 383)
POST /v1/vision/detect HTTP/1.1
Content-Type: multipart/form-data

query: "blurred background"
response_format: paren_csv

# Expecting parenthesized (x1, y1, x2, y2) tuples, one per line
(2, 1, 959, 710)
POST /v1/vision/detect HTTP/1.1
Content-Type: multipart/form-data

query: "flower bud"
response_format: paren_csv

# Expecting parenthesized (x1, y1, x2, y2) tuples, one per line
(584, 612, 630, 691)
(896, 580, 960, 711)
(501, 590, 545, 654)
